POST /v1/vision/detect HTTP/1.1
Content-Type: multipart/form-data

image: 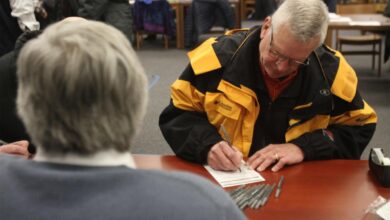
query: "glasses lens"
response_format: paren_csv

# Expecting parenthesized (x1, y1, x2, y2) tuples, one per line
(295, 58, 310, 66)
(269, 27, 310, 67)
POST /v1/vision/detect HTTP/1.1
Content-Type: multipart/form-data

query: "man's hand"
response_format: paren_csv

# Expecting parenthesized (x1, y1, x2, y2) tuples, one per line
(247, 143, 304, 172)
(0, 141, 30, 159)
(207, 141, 243, 171)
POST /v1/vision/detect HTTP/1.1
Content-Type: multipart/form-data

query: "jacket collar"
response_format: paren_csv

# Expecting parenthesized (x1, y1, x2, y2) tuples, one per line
(34, 148, 136, 168)
(213, 26, 335, 114)
(217, 26, 334, 114)
(219, 26, 304, 99)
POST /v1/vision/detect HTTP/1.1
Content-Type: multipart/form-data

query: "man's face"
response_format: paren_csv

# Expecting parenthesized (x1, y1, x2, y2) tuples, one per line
(259, 17, 320, 79)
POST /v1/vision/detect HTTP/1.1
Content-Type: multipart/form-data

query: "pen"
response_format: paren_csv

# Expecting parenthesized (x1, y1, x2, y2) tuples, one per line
(254, 184, 274, 209)
(247, 184, 265, 208)
(275, 175, 284, 198)
(237, 185, 263, 210)
(249, 185, 266, 208)
(260, 184, 275, 207)
(233, 188, 249, 203)
(229, 185, 246, 197)
(220, 124, 246, 172)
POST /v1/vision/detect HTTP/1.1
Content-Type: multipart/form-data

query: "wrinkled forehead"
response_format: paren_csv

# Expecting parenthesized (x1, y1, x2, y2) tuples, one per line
(271, 25, 319, 60)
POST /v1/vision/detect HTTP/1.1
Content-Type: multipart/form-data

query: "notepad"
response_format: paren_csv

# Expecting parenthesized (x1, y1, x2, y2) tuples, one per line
(204, 164, 265, 187)
(376, 200, 390, 220)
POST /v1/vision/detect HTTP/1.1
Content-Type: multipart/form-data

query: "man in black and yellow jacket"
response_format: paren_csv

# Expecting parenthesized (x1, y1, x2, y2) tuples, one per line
(159, 0, 377, 172)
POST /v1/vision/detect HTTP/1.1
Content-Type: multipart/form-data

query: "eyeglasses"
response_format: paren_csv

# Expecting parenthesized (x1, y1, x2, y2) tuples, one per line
(268, 27, 310, 66)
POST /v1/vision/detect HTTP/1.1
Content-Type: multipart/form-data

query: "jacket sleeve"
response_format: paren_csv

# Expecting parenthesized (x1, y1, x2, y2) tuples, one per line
(291, 91, 377, 161)
(159, 65, 223, 164)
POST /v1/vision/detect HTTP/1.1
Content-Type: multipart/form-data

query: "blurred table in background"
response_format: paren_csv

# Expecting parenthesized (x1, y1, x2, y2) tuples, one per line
(326, 13, 390, 48)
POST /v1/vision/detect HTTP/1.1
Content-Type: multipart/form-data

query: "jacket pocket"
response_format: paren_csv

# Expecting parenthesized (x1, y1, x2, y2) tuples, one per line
(210, 94, 242, 120)
(204, 93, 242, 128)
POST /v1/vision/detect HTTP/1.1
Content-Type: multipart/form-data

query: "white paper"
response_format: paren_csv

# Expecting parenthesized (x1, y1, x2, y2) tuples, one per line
(377, 200, 390, 220)
(204, 164, 265, 187)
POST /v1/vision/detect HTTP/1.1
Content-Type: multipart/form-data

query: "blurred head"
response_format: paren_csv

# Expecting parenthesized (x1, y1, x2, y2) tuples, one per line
(16, 20, 148, 154)
(259, 0, 329, 79)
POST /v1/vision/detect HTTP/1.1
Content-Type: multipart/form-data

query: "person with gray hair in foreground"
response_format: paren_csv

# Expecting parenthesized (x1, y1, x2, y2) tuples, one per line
(0, 19, 245, 220)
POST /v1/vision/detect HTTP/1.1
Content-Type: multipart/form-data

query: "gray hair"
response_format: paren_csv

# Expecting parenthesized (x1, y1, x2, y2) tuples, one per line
(16, 20, 148, 154)
(272, 0, 329, 46)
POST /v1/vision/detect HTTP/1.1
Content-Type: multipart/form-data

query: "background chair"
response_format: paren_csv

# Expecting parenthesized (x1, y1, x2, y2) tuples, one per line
(133, 0, 175, 49)
(241, 0, 255, 20)
(184, 0, 235, 48)
(336, 3, 384, 77)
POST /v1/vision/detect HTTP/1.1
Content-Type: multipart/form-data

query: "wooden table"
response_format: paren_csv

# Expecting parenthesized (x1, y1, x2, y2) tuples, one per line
(326, 14, 390, 48)
(169, 0, 241, 49)
(134, 154, 390, 220)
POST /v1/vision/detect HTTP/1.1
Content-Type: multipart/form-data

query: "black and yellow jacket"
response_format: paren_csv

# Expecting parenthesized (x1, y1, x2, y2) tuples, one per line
(159, 26, 377, 164)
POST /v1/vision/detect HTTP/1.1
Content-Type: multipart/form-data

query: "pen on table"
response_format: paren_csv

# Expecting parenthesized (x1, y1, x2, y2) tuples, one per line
(246, 184, 265, 208)
(275, 175, 284, 198)
(220, 124, 246, 172)
(237, 185, 262, 210)
(253, 184, 274, 209)
(249, 184, 266, 208)
(260, 184, 275, 207)
(229, 185, 246, 197)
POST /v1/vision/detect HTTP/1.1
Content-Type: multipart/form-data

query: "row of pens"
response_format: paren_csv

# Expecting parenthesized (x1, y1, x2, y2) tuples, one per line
(228, 176, 284, 210)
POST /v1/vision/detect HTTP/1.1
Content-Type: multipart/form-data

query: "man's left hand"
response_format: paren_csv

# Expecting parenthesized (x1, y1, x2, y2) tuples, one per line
(247, 143, 304, 172)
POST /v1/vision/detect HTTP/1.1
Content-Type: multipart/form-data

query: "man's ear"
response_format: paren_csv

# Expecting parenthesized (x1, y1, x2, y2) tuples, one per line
(260, 17, 272, 40)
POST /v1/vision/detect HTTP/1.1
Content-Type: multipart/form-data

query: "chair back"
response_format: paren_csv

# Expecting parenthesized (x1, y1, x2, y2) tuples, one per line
(184, 0, 235, 48)
(336, 3, 385, 14)
(335, 4, 384, 77)
(133, 0, 175, 36)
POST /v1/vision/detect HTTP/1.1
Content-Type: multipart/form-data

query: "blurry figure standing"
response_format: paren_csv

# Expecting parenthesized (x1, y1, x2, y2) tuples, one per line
(78, 0, 134, 42)
(252, 0, 276, 20)
(0, 0, 39, 56)
(323, 0, 336, 13)
(37, 0, 79, 29)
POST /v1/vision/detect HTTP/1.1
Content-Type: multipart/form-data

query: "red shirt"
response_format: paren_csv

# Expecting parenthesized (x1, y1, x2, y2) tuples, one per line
(260, 65, 298, 101)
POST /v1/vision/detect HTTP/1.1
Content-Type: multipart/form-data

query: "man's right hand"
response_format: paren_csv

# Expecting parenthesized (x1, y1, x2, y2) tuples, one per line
(0, 141, 30, 159)
(207, 141, 243, 171)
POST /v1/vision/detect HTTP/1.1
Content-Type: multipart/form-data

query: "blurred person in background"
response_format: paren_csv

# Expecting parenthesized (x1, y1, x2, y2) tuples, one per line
(0, 0, 39, 56)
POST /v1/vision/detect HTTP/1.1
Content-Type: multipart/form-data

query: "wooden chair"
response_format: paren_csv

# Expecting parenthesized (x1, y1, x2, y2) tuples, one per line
(132, 0, 174, 50)
(336, 4, 384, 76)
(135, 31, 169, 50)
(240, 0, 255, 20)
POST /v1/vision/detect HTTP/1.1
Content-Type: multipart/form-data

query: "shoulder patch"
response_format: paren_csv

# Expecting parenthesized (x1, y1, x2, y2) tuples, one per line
(331, 51, 357, 102)
(187, 38, 222, 75)
(224, 28, 250, 36)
